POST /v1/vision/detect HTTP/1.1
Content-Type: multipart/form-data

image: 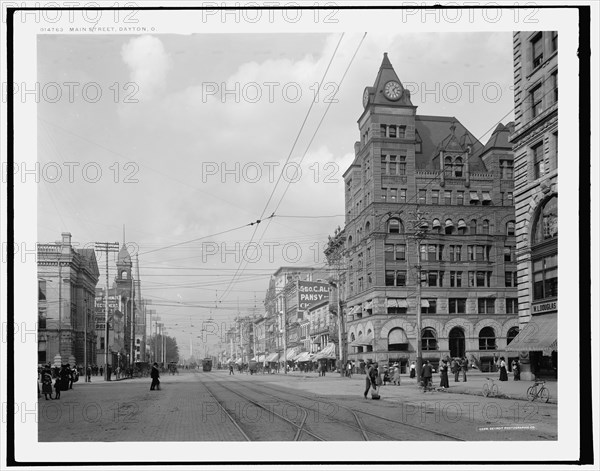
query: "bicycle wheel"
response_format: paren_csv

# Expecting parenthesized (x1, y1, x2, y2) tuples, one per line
(527, 386, 537, 401)
(540, 387, 550, 403)
(483, 383, 490, 397)
(491, 384, 499, 397)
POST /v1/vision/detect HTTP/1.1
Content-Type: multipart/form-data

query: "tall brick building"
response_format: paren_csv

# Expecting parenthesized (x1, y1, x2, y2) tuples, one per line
(340, 53, 519, 372)
(507, 31, 558, 380)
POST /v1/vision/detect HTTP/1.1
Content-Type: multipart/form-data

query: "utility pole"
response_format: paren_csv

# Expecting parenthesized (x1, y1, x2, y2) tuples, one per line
(95, 242, 119, 381)
(409, 209, 428, 382)
(282, 292, 288, 374)
(131, 261, 135, 369)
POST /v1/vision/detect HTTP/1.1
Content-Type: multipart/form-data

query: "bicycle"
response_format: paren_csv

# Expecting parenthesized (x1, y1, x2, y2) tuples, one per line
(482, 377, 499, 397)
(527, 380, 550, 403)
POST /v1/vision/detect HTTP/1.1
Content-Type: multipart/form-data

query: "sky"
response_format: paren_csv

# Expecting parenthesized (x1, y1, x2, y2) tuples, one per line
(37, 32, 514, 357)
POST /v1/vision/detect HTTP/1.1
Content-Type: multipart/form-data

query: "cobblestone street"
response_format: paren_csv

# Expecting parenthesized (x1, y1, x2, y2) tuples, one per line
(38, 370, 557, 442)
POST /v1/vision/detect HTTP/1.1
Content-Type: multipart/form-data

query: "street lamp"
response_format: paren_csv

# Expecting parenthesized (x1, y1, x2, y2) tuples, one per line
(411, 210, 429, 382)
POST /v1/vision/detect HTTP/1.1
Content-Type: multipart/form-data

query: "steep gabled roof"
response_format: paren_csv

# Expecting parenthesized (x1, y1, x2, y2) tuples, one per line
(415, 115, 486, 171)
(479, 122, 514, 156)
(370, 53, 414, 107)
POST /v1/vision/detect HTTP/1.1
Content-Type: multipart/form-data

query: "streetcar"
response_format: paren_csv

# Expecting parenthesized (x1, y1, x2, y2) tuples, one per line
(201, 358, 213, 372)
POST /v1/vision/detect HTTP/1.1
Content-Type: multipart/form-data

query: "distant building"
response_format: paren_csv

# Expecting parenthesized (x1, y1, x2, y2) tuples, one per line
(38, 232, 99, 368)
(338, 53, 519, 372)
(508, 31, 558, 379)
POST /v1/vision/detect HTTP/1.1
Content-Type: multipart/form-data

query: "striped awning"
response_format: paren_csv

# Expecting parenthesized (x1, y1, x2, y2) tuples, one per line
(458, 219, 467, 228)
(445, 219, 454, 227)
(265, 352, 280, 362)
(349, 305, 361, 315)
(313, 343, 336, 360)
(286, 347, 302, 360)
(421, 299, 430, 308)
(505, 314, 557, 354)
(387, 298, 408, 308)
(295, 352, 314, 362)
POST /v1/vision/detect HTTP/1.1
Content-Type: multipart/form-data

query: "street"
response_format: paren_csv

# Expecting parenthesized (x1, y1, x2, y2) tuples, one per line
(38, 370, 557, 442)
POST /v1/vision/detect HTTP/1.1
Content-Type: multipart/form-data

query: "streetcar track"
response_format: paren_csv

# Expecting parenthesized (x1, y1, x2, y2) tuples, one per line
(195, 371, 325, 441)
(198, 376, 252, 441)
(225, 373, 465, 441)
(220, 373, 387, 441)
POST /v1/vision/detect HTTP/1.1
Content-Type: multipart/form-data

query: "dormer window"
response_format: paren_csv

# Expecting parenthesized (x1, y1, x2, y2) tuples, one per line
(444, 157, 453, 177)
(454, 157, 463, 177)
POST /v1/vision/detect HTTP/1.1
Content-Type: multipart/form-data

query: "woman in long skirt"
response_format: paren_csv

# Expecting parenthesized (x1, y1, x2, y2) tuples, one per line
(439, 360, 450, 388)
(41, 370, 53, 400)
(499, 357, 509, 381)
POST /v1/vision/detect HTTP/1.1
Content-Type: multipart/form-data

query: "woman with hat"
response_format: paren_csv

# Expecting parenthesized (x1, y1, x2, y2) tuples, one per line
(392, 363, 401, 385)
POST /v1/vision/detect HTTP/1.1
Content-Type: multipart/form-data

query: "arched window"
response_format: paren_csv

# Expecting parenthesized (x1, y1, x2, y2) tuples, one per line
(365, 221, 371, 233)
(350, 333, 356, 342)
(479, 327, 496, 351)
(458, 219, 467, 234)
(421, 328, 438, 351)
(444, 157, 453, 177)
(445, 218, 455, 235)
(121, 270, 128, 279)
(347, 235, 353, 246)
(506, 221, 515, 236)
(532, 195, 558, 244)
(506, 327, 519, 345)
(388, 219, 402, 234)
(388, 328, 409, 351)
(454, 157, 463, 177)
(469, 219, 477, 234)
(432, 218, 441, 233)
(482, 219, 490, 234)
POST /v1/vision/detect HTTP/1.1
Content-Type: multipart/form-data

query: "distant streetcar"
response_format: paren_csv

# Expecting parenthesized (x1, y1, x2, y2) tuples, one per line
(201, 358, 212, 372)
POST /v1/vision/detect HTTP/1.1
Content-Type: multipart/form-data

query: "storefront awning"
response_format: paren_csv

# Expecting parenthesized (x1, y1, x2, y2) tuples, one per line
(296, 352, 313, 362)
(421, 299, 430, 308)
(387, 298, 408, 308)
(482, 192, 492, 201)
(265, 352, 280, 362)
(235, 358, 243, 365)
(445, 219, 454, 227)
(350, 334, 373, 347)
(313, 343, 336, 360)
(458, 219, 466, 228)
(470, 191, 479, 201)
(505, 313, 557, 354)
(286, 347, 302, 360)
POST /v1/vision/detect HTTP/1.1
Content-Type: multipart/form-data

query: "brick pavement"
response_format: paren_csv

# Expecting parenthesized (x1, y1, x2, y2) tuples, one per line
(38, 372, 248, 441)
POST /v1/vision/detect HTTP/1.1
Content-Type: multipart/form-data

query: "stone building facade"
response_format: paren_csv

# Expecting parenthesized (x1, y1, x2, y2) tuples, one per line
(508, 31, 558, 380)
(341, 53, 519, 372)
(38, 232, 99, 368)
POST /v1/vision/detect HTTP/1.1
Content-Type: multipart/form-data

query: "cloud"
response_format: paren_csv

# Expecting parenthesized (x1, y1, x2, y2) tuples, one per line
(121, 35, 171, 100)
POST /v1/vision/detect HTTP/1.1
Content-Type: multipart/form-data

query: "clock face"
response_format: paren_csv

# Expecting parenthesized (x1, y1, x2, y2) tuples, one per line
(384, 80, 402, 101)
(363, 88, 370, 107)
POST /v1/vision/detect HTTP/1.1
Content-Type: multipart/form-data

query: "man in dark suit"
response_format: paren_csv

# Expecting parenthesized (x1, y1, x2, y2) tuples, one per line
(150, 362, 161, 390)
(364, 361, 378, 399)
(421, 360, 433, 391)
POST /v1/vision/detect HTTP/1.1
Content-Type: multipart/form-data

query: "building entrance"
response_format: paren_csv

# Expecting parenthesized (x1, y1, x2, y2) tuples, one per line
(449, 327, 465, 358)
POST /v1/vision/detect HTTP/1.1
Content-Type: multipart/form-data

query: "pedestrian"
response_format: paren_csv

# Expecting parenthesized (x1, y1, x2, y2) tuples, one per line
(229, 363, 234, 375)
(86, 365, 92, 382)
(512, 360, 521, 380)
(421, 360, 433, 391)
(439, 359, 450, 389)
(409, 361, 416, 379)
(364, 362, 379, 399)
(53, 376, 61, 400)
(107, 364, 112, 381)
(150, 362, 161, 390)
(461, 357, 468, 382)
(382, 366, 390, 386)
(451, 358, 459, 382)
(100, 365, 104, 378)
(499, 357, 508, 381)
(42, 369, 53, 400)
(347, 361, 353, 378)
(392, 363, 401, 385)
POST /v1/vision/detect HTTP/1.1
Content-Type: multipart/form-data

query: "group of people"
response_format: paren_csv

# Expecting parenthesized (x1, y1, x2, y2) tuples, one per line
(38, 363, 79, 400)
(498, 357, 521, 381)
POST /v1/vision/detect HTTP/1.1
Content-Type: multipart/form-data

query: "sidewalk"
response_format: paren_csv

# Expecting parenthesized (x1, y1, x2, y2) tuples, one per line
(280, 370, 557, 403)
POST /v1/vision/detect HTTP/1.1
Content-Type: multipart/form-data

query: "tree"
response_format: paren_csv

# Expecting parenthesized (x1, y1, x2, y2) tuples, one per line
(149, 334, 179, 364)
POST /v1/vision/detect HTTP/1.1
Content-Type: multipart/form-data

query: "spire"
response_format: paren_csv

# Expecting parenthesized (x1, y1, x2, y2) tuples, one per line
(370, 52, 414, 107)
(123, 224, 126, 246)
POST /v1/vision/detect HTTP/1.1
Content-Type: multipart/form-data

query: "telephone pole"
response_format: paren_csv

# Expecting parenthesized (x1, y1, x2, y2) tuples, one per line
(95, 242, 119, 381)
(409, 208, 429, 382)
